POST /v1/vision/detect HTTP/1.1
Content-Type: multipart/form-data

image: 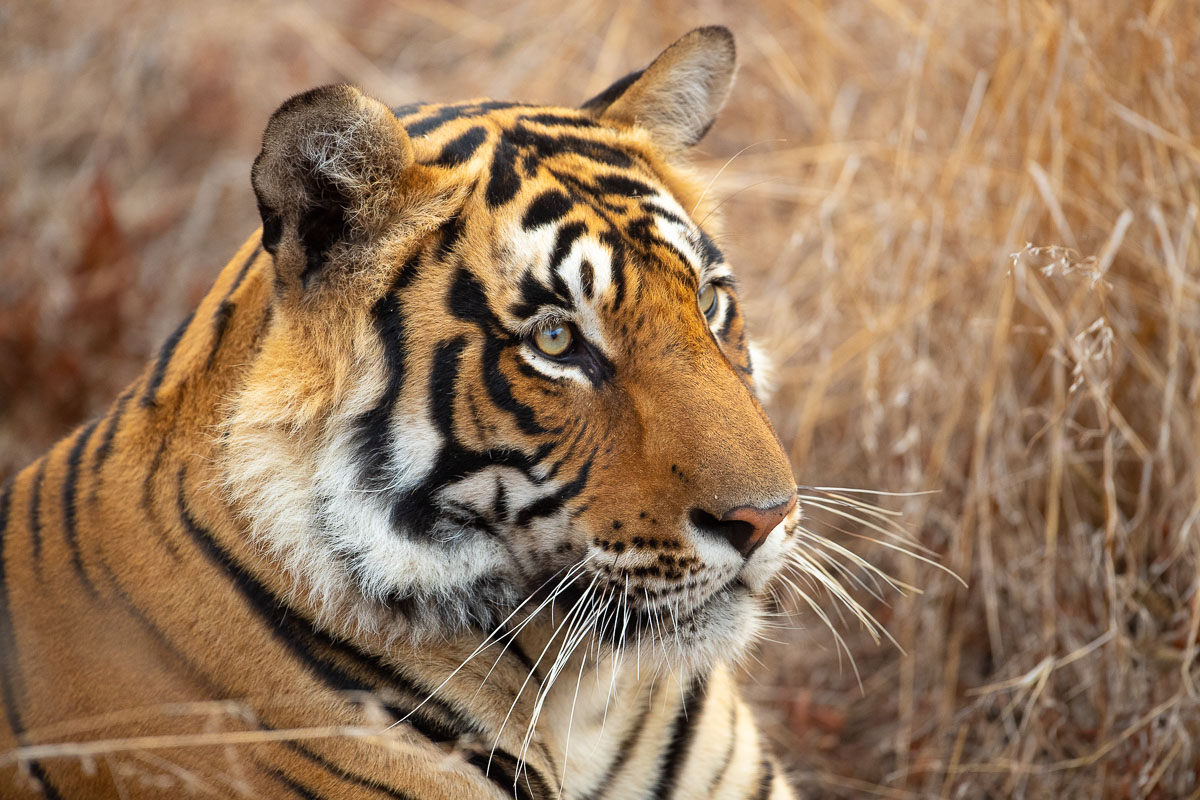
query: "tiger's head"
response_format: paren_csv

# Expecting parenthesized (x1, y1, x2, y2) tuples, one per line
(224, 27, 799, 671)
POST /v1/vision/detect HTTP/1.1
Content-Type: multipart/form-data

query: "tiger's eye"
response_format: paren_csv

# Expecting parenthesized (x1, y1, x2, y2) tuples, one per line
(698, 283, 717, 317)
(534, 323, 573, 357)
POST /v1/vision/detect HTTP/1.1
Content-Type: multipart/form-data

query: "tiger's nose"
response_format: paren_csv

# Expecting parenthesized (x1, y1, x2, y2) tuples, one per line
(689, 494, 797, 558)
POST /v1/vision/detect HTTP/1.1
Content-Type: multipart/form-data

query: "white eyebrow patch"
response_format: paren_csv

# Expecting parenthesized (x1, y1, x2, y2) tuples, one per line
(558, 233, 613, 301)
(647, 197, 704, 275)
(504, 218, 560, 280)
(502, 217, 614, 303)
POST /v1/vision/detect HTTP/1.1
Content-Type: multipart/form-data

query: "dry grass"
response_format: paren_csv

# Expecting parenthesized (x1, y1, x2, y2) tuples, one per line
(3, 0, 1200, 796)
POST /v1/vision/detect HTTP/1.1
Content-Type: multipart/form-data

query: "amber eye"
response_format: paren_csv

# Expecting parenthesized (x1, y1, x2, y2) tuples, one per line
(698, 283, 718, 318)
(533, 322, 573, 357)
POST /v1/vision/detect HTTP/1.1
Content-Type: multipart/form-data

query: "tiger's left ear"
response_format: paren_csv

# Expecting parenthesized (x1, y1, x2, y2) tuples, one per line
(252, 84, 414, 290)
(581, 26, 737, 153)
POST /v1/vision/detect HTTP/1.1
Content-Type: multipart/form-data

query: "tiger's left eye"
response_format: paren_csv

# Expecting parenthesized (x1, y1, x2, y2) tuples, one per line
(533, 322, 573, 357)
(698, 283, 717, 318)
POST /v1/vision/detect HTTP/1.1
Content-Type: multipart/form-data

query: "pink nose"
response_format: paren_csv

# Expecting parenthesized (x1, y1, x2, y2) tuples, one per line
(722, 496, 797, 556)
(690, 494, 797, 558)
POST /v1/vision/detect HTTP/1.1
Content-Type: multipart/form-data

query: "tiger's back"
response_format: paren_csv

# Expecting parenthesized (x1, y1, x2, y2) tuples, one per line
(2, 28, 799, 799)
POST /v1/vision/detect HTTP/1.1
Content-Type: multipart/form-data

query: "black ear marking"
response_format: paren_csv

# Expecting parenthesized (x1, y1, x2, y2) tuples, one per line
(251, 84, 414, 292)
(297, 174, 351, 286)
(580, 69, 646, 114)
(258, 202, 283, 256)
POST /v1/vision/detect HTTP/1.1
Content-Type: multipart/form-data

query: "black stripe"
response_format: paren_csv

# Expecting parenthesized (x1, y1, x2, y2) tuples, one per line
(521, 190, 573, 230)
(25, 764, 64, 799)
(432, 125, 488, 167)
(62, 419, 102, 596)
(206, 299, 236, 369)
(391, 102, 427, 119)
(481, 333, 549, 436)
(696, 228, 724, 268)
(506, 125, 633, 170)
(230, 243, 262, 294)
(92, 385, 135, 475)
(647, 204, 690, 232)
(492, 477, 510, 522)
(388, 337, 468, 534)
(598, 230, 627, 310)
(466, 749, 552, 800)
(647, 675, 708, 800)
(503, 632, 539, 678)
(701, 699, 739, 796)
(140, 439, 168, 516)
(428, 337, 468, 447)
(141, 439, 182, 560)
(141, 309, 197, 408)
(718, 300, 737, 342)
(405, 100, 524, 138)
(354, 257, 417, 490)
(284, 741, 418, 800)
(578, 699, 653, 800)
(487, 135, 522, 208)
(0, 478, 64, 800)
(548, 221, 587, 277)
(514, 451, 593, 527)
(741, 340, 755, 378)
(510, 269, 568, 320)
(0, 480, 22, 736)
(518, 112, 600, 129)
(208, 242, 260, 363)
(593, 173, 657, 199)
(436, 213, 465, 260)
(752, 758, 775, 800)
(542, 425, 586, 482)
(389, 335, 553, 536)
(267, 767, 327, 800)
(579, 259, 595, 299)
(27, 460, 47, 564)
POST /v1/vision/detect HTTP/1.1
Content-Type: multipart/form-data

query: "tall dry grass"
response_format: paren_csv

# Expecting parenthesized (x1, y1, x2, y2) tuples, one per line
(2, 0, 1199, 796)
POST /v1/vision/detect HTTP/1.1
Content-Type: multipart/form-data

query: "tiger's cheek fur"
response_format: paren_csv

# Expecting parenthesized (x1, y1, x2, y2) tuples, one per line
(221, 269, 526, 636)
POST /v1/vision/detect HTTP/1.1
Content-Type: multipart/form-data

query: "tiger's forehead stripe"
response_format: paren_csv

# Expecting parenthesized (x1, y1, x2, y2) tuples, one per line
(397, 100, 717, 286)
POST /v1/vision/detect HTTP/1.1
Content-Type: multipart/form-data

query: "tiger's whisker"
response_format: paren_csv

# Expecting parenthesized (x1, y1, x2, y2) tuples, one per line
(490, 568, 597, 776)
(387, 557, 589, 732)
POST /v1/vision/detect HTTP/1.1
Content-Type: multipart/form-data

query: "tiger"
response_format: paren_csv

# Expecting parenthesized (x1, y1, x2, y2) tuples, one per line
(1, 26, 806, 799)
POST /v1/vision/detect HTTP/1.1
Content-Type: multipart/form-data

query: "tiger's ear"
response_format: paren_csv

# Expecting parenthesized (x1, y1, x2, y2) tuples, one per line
(581, 26, 736, 153)
(251, 84, 414, 289)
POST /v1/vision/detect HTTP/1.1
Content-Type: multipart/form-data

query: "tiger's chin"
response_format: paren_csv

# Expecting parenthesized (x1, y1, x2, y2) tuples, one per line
(648, 581, 768, 673)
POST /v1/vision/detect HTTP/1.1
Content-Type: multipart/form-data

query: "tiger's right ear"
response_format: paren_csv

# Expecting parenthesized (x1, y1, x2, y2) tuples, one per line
(251, 85, 414, 290)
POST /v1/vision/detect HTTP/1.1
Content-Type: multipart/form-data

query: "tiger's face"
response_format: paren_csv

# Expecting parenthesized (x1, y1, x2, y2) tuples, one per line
(226, 28, 798, 670)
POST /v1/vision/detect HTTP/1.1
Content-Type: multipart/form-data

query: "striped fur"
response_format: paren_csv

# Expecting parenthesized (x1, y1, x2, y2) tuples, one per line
(1, 27, 798, 799)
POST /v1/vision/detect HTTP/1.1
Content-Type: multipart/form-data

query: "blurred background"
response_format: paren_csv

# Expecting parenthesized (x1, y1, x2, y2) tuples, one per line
(3, 0, 1199, 796)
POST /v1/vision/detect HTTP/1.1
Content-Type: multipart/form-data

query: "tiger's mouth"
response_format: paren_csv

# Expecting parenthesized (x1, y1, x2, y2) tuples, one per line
(520, 558, 767, 670)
